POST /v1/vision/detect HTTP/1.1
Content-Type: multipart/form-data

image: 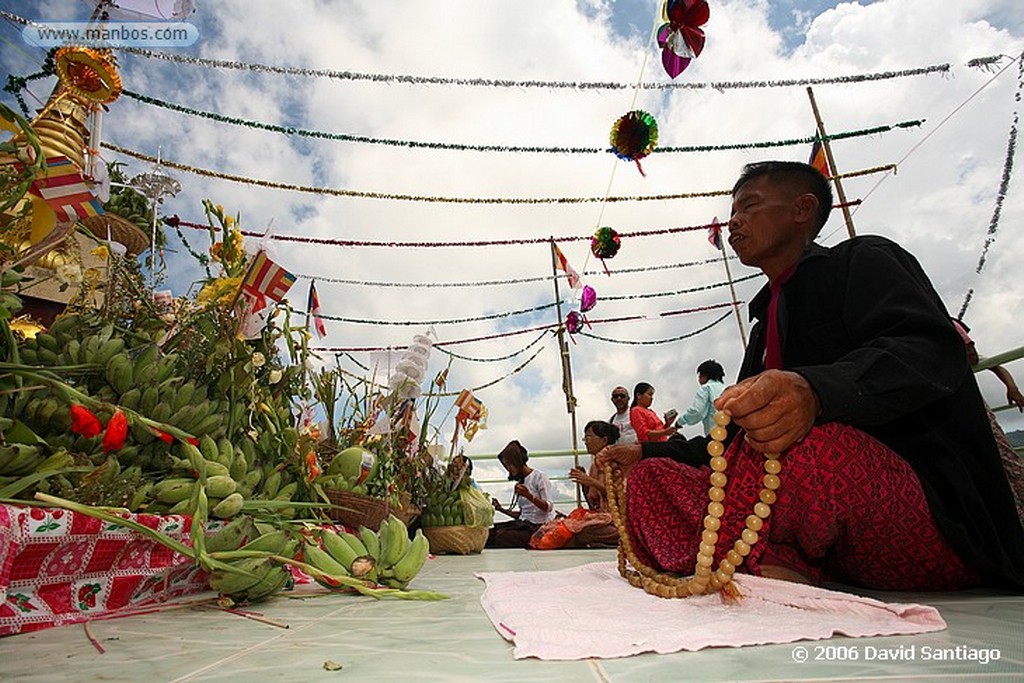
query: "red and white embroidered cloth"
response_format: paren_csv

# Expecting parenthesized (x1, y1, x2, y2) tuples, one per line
(0, 504, 209, 636)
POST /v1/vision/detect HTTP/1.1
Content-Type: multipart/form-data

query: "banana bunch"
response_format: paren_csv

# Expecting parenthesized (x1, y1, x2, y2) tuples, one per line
(149, 440, 247, 518)
(420, 488, 466, 528)
(0, 443, 46, 476)
(303, 515, 430, 591)
(207, 528, 298, 603)
(103, 185, 153, 233)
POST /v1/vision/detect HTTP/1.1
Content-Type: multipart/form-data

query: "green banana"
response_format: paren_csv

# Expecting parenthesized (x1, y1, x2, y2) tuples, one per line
(303, 542, 350, 579)
(93, 337, 125, 367)
(240, 529, 293, 555)
(208, 556, 270, 596)
(211, 492, 245, 519)
(153, 477, 197, 504)
(205, 515, 255, 553)
(205, 474, 238, 499)
(199, 435, 220, 465)
(380, 516, 410, 570)
(321, 529, 360, 569)
(139, 386, 160, 416)
(385, 529, 430, 587)
(105, 353, 134, 395)
(119, 387, 142, 411)
(358, 526, 381, 561)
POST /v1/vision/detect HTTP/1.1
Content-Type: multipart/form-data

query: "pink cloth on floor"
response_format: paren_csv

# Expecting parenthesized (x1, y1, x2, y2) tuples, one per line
(476, 562, 946, 660)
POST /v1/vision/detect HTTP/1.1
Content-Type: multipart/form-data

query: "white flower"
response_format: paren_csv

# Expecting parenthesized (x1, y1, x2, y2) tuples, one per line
(268, 369, 283, 385)
(251, 351, 266, 368)
(55, 264, 83, 285)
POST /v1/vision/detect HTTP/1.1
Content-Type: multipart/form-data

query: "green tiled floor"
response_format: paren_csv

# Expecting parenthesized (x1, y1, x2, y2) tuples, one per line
(1, 549, 1021, 682)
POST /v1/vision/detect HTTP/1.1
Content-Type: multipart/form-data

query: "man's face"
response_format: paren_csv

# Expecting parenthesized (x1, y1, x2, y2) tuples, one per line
(728, 175, 806, 273)
(611, 387, 629, 412)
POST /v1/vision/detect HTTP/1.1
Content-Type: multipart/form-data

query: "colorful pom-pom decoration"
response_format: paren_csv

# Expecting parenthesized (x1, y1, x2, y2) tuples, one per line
(566, 310, 587, 335)
(591, 227, 621, 274)
(610, 110, 658, 176)
(657, 0, 710, 79)
(580, 285, 597, 313)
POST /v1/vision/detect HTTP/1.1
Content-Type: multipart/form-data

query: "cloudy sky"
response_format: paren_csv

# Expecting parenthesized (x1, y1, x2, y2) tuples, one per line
(3, 1, 1023, 497)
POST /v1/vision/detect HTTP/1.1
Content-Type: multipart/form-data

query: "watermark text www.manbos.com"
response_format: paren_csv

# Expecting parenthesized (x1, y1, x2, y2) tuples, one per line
(790, 644, 1003, 665)
(23, 21, 199, 48)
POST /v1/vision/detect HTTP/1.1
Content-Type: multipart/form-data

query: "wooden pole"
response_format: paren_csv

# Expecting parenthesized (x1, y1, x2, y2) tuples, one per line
(550, 239, 582, 507)
(714, 219, 747, 349)
(806, 86, 857, 238)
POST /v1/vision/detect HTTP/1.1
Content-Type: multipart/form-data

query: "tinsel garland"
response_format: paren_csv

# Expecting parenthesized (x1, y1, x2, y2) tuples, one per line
(312, 302, 735, 352)
(958, 51, 1023, 320)
(313, 299, 562, 327)
(119, 144, 892, 203)
(290, 256, 733, 288)
(117, 89, 921, 155)
(111, 40, 950, 91)
(600, 273, 762, 301)
(337, 341, 551, 396)
(433, 330, 552, 363)
(580, 310, 731, 345)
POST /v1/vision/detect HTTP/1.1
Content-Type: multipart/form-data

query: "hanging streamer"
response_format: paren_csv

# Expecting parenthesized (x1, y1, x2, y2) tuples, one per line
(958, 51, 1023, 320)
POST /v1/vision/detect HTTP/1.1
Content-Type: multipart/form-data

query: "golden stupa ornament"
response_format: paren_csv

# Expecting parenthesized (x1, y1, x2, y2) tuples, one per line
(53, 47, 123, 105)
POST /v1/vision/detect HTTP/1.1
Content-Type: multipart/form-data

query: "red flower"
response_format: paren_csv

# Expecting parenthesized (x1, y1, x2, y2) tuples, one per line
(152, 428, 175, 444)
(70, 404, 103, 438)
(102, 409, 129, 453)
(186, 437, 199, 446)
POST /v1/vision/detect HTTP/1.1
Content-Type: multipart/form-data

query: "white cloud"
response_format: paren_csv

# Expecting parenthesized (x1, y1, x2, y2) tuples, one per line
(3, 0, 1023, 464)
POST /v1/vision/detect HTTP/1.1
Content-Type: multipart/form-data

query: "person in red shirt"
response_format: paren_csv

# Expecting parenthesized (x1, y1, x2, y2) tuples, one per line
(629, 382, 677, 443)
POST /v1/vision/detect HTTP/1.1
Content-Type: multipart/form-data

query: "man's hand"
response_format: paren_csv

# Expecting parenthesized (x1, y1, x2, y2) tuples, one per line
(715, 370, 820, 454)
(594, 443, 643, 474)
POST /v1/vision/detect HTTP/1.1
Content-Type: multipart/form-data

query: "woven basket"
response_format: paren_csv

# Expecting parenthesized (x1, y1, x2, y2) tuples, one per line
(423, 525, 488, 555)
(324, 490, 390, 531)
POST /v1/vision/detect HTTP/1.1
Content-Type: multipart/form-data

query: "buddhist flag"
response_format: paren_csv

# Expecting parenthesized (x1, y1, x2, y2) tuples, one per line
(29, 155, 105, 223)
(707, 216, 723, 250)
(307, 280, 327, 338)
(553, 242, 582, 289)
(241, 250, 296, 312)
(808, 139, 830, 177)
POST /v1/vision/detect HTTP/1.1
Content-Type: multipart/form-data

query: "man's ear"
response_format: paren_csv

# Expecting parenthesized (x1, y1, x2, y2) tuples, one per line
(793, 192, 819, 222)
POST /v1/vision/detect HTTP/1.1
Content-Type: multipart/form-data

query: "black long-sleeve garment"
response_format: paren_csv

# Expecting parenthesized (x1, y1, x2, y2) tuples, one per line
(645, 236, 1024, 588)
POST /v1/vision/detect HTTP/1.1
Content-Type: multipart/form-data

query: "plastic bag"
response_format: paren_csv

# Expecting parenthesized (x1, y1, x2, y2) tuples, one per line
(460, 485, 494, 528)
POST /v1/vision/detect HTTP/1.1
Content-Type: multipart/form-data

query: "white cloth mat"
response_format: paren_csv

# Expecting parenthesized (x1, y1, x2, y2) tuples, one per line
(476, 561, 946, 660)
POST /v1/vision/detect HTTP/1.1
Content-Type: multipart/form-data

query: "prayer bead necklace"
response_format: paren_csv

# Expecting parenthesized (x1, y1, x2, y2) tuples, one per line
(603, 410, 781, 599)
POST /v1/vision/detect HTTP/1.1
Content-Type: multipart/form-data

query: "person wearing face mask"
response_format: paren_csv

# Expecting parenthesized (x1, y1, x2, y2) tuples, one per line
(486, 440, 555, 548)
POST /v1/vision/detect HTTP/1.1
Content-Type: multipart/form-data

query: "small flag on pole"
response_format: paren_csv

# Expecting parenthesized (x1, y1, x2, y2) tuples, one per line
(553, 243, 582, 289)
(809, 139, 830, 177)
(707, 216, 723, 250)
(29, 155, 105, 223)
(454, 388, 487, 441)
(241, 250, 296, 312)
(308, 281, 327, 338)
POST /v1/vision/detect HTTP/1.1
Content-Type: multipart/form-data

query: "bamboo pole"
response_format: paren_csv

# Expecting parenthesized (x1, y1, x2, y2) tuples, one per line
(550, 239, 581, 507)
(807, 86, 857, 238)
(713, 218, 747, 349)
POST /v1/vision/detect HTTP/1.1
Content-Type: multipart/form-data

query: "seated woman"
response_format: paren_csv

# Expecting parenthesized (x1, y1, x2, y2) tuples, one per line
(546, 420, 620, 549)
(486, 441, 555, 548)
